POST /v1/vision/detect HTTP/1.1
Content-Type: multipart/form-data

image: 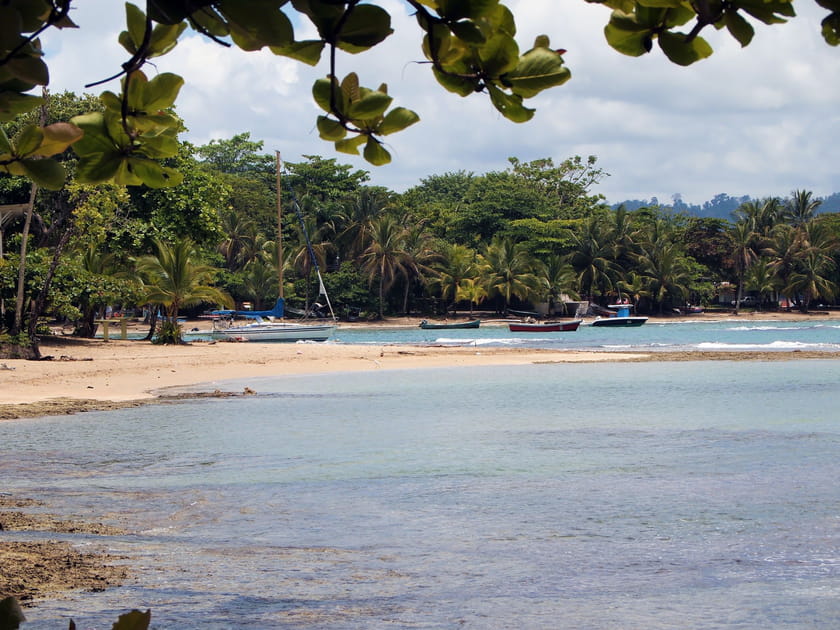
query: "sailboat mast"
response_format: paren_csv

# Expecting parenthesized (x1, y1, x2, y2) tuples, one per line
(275, 150, 284, 300)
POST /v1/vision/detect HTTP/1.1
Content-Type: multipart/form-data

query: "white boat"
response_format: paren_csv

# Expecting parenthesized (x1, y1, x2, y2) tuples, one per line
(217, 317, 335, 342)
(590, 304, 648, 327)
(211, 298, 335, 342)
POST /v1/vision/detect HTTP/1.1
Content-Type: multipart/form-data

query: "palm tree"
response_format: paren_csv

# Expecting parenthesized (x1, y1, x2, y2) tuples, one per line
(241, 259, 278, 310)
(135, 238, 233, 343)
(398, 221, 440, 315)
(481, 236, 544, 313)
(764, 224, 802, 307)
(455, 278, 488, 316)
(728, 220, 759, 314)
(785, 189, 822, 228)
(734, 197, 783, 238)
(565, 216, 620, 301)
(784, 249, 837, 312)
(635, 241, 693, 314)
(745, 258, 780, 310)
(541, 254, 579, 315)
(291, 213, 333, 313)
(358, 214, 409, 319)
(430, 243, 480, 314)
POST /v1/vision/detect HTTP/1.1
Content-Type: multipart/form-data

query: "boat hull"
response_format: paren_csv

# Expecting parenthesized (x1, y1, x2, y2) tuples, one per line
(590, 316, 648, 327)
(219, 323, 335, 342)
(509, 320, 581, 332)
(419, 319, 480, 330)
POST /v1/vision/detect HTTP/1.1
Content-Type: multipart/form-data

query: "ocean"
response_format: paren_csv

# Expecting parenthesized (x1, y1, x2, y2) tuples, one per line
(2, 320, 840, 629)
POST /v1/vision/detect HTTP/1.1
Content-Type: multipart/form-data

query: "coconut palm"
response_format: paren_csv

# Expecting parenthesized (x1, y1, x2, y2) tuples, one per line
(481, 236, 544, 313)
(784, 189, 822, 228)
(358, 214, 409, 319)
(430, 243, 481, 314)
(784, 249, 837, 312)
(541, 254, 579, 315)
(728, 220, 759, 314)
(734, 197, 783, 237)
(135, 238, 233, 343)
(635, 241, 693, 314)
(455, 278, 488, 316)
(398, 221, 440, 315)
(565, 216, 620, 301)
(745, 258, 780, 310)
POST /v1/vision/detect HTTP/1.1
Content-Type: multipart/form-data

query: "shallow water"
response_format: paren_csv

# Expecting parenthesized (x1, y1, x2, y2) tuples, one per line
(2, 360, 840, 628)
(333, 318, 840, 353)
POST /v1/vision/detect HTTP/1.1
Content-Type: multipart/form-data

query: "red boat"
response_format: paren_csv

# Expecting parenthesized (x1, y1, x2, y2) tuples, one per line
(508, 320, 582, 332)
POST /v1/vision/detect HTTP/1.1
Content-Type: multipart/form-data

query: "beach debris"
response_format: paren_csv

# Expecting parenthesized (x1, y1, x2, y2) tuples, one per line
(243, 387, 256, 395)
(0, 363, 14, 370)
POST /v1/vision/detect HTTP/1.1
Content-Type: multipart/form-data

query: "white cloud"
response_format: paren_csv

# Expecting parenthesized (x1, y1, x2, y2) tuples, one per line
(40, 1, 840, 205)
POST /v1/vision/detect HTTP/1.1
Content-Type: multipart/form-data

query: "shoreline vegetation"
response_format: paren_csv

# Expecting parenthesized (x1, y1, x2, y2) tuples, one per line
(2, 310, 838, 608)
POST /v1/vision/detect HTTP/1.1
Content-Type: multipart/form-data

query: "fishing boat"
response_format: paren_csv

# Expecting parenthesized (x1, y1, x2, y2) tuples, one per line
(590, 304, 648, 327)
(419, 319, 481, 330)
(509, 320, 582, 332)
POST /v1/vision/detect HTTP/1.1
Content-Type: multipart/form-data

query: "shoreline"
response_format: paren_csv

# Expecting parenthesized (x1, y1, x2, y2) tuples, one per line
(1, 310, 837, 420)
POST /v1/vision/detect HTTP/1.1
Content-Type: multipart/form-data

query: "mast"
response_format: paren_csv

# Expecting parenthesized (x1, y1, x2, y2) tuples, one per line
(275, 150, 284, 300)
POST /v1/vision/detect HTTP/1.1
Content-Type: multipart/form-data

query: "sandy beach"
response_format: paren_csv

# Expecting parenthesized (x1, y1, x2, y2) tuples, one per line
(1, 310, 835, 419)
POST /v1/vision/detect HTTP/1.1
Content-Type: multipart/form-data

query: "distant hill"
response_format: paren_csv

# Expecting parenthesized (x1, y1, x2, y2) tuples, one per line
(614, 192, 840, 219)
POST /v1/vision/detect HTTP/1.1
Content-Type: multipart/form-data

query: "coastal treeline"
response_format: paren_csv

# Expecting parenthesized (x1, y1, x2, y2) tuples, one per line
(2, 95, 839, 354)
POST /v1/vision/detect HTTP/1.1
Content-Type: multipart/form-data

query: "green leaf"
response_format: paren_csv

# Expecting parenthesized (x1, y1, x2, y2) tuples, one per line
(363, 137, 391, 166)
(334, 135, 366, 155)
(35, 122, 84, 157)
(478, 33, 520, 76)
(336, 4, 393, 53)
(143, 72, 184, 111)
(450, 20, 486, 44)
(220, 0, 294, 50)
(486, 84, 534, 122)
(125, 2, 146, 50)
(271, 40, 325, 65)
(317, 115, 347, 141)
(312, 77, 341, 113)
(378, 107, 420, 135)
(18, 158, 65, 189)
(432, 66, 479, 96)
(724, 9, 755, 47)
(348, 90, 393, 119)
(70, 112, 118, 157)
(658, 31, 713, 65)
(75, 152, 122, 184)
(125, 157, 183, 187)
(15, 124, 44, 156)
(0, 92, 42, 122)
(5, 55, 49, 85)
(822, 12, 840, 45)
(504, 47, 571, 98)
(0, 127, 11, 155)
(605, 18, 653, 56)
(437, 0, 501, 21)
(148, 22, 187, 57)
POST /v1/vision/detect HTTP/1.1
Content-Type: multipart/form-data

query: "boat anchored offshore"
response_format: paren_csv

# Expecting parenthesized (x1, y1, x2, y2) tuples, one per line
(419, 319, 481, 330)
(509, 320, 582, 332)
(590, 304, 648, 327)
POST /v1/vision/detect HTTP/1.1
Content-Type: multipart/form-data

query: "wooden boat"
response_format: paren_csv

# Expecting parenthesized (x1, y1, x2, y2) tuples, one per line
(419, 319, 480, 330)
(590, 304, 648, 327)
(509, 320, 582, 332)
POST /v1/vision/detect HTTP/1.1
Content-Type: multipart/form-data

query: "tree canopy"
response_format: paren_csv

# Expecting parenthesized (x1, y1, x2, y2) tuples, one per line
(2, 1, 838, 190)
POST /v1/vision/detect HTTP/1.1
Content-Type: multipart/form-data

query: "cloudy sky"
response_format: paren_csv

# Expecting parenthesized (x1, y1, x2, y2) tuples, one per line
(42, 1, 840, 206)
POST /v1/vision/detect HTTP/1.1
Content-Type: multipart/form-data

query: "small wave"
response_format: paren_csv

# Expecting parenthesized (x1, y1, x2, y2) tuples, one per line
(697, 340, 839, 350)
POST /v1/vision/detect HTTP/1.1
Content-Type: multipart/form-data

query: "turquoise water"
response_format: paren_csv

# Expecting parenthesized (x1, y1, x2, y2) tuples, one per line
(332, 318, 840, 352)
(2, 358, 839, 629)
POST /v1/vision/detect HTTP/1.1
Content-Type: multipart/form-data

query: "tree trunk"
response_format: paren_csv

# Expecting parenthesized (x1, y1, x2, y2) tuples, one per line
(27, 225, 72, 340)
(12, 183, 38, 336)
